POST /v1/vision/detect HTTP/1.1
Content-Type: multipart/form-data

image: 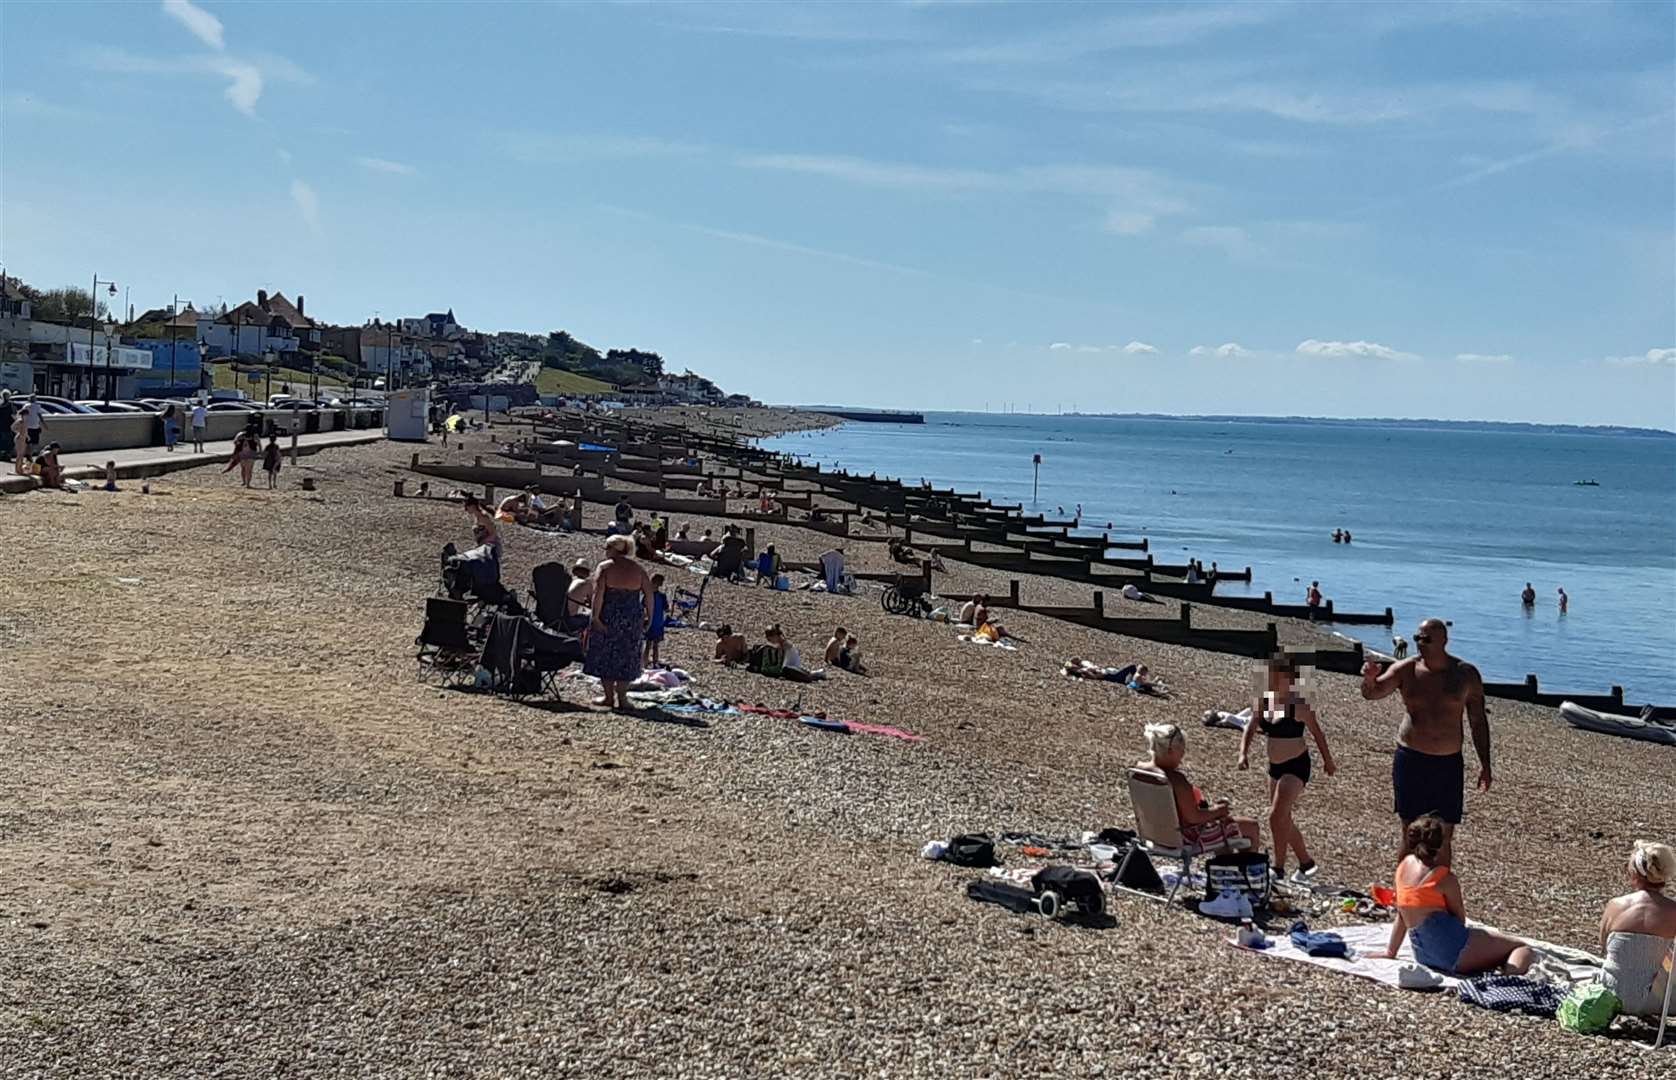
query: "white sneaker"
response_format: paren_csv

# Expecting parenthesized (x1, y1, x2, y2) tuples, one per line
(1201, 888, 1254, 921)
(1397, 963, 1445, 991)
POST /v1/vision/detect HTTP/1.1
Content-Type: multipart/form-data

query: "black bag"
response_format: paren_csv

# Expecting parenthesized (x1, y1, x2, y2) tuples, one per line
(1204, 851, 1271, 908)
(1110, 843, 1166, 894)
(945, 833, 997, 868)
(1031, 866, 1105, 917)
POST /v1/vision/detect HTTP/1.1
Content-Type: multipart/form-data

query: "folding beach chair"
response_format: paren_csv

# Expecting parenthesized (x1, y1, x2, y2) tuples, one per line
(415, 596, 479, 687)
(675, 575, 708, 622)
(1114, 767, 1250, 904)
(530, 561, 570, 628)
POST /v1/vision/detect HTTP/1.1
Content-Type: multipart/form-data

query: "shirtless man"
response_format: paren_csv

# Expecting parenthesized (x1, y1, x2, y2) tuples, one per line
(1360, 618, 1490, 864)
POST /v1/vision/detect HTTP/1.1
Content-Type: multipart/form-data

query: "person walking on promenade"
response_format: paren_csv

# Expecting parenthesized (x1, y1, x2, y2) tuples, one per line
(162, 403, 183, 452)
(190, 399, 208, 452)
(23, 394, 42, 452)
(1360, 618, 1490, 865)
(9, 402, 27, 475)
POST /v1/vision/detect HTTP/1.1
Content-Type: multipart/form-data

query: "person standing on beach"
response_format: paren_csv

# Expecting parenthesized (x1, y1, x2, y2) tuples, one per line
(1360, 618, 1490, 865)
(262, 434, 282, 489)
(190, 400, 207, 452)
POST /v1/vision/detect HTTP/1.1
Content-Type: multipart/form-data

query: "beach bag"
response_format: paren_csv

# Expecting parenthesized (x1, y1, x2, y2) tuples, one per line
(1556, 983, 1620, 1034)
(774, 574, 790, 591)
(1204, 851, 1271, 909)
(1031, 866, 1104, 917)
(944, 833, 997, 868)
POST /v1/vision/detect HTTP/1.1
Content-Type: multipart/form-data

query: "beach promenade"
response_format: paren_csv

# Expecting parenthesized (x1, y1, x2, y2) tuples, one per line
(0, 417, 1667, 1077)
(0, 428, 385, 494)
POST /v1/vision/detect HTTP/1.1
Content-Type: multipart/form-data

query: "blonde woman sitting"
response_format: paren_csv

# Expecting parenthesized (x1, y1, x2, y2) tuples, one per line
(1136, 723, 1262, 852)
(1600, 841, 1676, 1020)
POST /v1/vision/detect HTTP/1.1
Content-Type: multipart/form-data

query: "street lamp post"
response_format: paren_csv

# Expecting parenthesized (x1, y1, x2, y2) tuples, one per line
(167, 295, 193, 394)
(90, 274, 118, 403)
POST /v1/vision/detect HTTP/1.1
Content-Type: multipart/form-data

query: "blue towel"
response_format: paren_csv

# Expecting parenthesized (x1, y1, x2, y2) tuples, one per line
(1288, 921, 1349, 958)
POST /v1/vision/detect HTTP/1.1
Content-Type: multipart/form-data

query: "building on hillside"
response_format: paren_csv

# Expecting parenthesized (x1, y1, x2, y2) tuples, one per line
(201, 289, 320, 358)
(657, 370, 724, 404)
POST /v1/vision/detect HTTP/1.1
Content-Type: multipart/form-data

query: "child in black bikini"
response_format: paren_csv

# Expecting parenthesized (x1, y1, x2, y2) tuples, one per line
(1238, 651, 1337, 881)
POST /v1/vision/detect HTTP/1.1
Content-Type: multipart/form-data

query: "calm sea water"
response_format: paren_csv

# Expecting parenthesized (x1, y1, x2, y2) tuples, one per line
(759, 414, 1676, 703)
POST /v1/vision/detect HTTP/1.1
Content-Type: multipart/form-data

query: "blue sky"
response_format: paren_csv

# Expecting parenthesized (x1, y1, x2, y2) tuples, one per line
(3, 1, 1673, 427)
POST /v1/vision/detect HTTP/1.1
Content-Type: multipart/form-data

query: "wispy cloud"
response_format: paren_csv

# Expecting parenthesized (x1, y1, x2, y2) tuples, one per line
(1297, 339, 1420, 362)
(357, 156, 418, 176)
(162, 0, 224, 50)
(1181, 224, 1257, 260)
(933, 4, 1287, 66)
(740, 154, 1195, 232)
(1123, 341, 1158, 354)
(211, 56, 263, 116)
(1604, 347, 1676, 367)
(1189, 343, 1253, 359)
(1457, 352, 1514, 365)
(290, 179, 321, 237)
(495, 131, 707, 162)
(84, 43, 309, 119)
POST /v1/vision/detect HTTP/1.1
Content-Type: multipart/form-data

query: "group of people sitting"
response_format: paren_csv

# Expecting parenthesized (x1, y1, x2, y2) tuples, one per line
(1135, 695, 1674, 1017)
(497, 485, 569, 529)
(955, 594, 1020, 643)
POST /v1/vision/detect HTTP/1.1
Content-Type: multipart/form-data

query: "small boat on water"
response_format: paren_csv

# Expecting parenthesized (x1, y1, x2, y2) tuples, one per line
(1573, 479, 1600, 486)
(1560, 701, 1676, 746)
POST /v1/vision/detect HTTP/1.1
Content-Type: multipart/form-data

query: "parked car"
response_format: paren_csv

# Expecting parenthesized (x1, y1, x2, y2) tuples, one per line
(32, 395, 100, 415)
(76, 400, 149, 414)
(206, 401, 262, 412)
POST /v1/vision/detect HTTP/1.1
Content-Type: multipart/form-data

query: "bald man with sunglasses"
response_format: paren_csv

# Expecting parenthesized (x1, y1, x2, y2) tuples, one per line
(1361, 618, 1490, 864)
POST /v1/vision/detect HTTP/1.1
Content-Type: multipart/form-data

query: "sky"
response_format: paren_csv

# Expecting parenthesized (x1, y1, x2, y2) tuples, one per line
(2, 1, 1673, 428)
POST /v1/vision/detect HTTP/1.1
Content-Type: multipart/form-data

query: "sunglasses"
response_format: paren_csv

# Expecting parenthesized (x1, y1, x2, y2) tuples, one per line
(1414, 634, 1433, 644)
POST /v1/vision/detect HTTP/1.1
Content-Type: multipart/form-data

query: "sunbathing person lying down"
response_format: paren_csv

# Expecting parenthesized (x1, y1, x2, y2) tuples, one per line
(1064, 658, 1138, 683)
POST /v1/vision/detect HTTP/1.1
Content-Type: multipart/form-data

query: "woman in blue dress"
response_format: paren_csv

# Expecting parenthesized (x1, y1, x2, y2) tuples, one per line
(585, 534, 653, 710)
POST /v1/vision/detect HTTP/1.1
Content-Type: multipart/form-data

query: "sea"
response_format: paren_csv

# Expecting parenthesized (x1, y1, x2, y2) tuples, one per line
(758, 413, 1676, 703)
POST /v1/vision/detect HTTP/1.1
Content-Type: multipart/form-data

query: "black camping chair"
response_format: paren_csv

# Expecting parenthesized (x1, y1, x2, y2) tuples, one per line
(531, 561, 570, 627)
(478, 612, 583, 699)
(416, 596, 480, 686)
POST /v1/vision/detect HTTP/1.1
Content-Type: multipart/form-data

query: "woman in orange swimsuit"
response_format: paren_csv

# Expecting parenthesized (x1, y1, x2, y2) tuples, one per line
(1374, 815, 1534, 975)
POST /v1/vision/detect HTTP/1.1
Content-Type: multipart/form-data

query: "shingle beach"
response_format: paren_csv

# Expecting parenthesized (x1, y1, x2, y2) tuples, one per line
(1, 407, 1668, 1078)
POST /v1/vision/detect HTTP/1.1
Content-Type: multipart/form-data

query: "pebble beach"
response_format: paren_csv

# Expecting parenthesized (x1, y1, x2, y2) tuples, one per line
(0, 408, 1669, 1078)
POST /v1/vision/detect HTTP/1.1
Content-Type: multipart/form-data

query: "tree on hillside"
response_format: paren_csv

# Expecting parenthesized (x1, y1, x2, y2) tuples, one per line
(606, 348, 664, 378)
(24, 285, 110, 326)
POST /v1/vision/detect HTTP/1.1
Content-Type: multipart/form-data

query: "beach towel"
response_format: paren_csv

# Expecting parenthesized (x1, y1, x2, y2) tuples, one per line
(1457, 975, 1564, 1017)
(958, 634, 1019, 651)
(1234, 922, 1603, 991)
(819, 549, 845, 592)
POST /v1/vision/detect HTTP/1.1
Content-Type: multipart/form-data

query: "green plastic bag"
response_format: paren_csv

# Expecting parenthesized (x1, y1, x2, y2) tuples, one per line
(1557, 982, 1620, 1034)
